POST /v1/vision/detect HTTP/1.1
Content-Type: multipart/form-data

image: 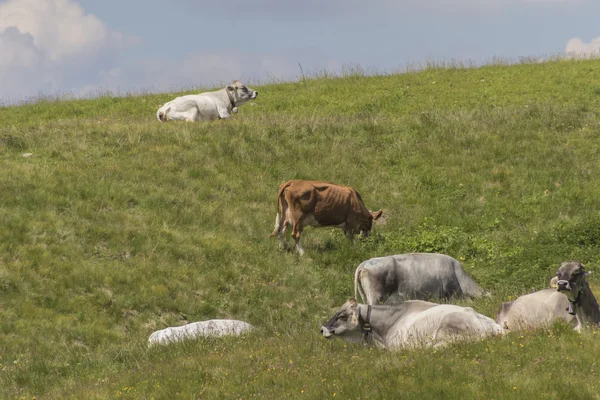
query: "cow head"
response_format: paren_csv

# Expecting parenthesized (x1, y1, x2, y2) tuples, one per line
(555, 261, 589, 302)
(226, 80, 258, 107)
(359, 209, 383, 237)
(320, 298, 363, 343)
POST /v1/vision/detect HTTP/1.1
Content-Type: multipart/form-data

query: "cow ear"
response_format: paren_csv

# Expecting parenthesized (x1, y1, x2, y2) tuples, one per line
(348, 298, 358, 307)
(226, 85, 234, 91)
(371, 209, 383, 220)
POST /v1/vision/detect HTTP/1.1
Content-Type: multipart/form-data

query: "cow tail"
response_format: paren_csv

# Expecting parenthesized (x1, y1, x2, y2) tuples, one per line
(354, 266, 366, 303)
(270, 181, 290, 237)
(454, 261, 486, 298)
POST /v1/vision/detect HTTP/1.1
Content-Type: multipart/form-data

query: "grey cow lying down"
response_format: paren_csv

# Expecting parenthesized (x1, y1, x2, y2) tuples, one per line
(354, 253, 486, 304)
(496, 261, 600, 331)
(321, 298, 503, 350)
(148, 319, 254, 346)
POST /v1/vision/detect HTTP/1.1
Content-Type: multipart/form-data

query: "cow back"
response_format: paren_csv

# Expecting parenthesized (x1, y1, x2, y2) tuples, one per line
(285, 181, 355, 226)
(392, 254, 467, 300)
(496, 289, 576, 331)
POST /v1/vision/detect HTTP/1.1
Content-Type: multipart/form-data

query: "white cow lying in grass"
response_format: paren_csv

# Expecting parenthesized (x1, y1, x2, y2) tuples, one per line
(156, 80, 258, 122)
(321, 298, 503, 350)
(496, 261, 599, 331)
(148, 319, 255, 346)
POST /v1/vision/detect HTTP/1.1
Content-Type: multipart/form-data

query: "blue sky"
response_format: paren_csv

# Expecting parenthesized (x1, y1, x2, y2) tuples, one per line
(1, 0, 599, 103)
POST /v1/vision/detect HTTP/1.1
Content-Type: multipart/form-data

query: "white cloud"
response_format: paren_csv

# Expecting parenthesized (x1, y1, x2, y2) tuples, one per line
(0, 27, 44, 69)
(0, 27, 58, 102)
(0, 0, 121, 61)
(565, 36, 600, 58)
(0, 0, 135, 102)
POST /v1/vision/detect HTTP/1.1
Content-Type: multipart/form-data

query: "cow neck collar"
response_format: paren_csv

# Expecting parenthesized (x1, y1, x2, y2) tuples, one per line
(566, 290, 583, 315)
(359, 305, 373, 344)
(226, 89, 236, 110)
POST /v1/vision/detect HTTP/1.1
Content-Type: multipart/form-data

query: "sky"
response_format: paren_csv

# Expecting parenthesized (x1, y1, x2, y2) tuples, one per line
(0, 0, 599, 103)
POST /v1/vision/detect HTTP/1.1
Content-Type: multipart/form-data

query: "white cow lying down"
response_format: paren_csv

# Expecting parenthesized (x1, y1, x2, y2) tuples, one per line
(496, 261, 599, 331)
(148, 319, 255, 346)
(321, 298, 503, 350)
(156, 80, 258, 122)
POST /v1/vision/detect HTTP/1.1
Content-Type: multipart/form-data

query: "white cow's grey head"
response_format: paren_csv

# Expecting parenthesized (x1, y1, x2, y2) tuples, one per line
(226, 80, 258, 107)
(320, 298, 364, 343)
(555, 261, 588, 302)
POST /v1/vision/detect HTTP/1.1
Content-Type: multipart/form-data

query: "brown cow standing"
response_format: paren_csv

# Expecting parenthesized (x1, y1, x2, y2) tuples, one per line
(270, 180, 382, 255)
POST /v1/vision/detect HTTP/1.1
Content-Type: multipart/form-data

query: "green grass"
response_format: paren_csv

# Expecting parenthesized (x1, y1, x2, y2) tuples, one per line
(2, 58, 600, 399)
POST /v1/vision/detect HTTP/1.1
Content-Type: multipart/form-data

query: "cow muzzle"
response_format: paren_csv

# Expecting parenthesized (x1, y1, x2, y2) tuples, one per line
(556, 280, 571, 292)
(320, 326, 333, 338)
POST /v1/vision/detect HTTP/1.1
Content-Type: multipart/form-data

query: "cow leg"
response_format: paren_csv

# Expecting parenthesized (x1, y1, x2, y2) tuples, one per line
(364, 276, 386, 305)
(432, 313, 476, 346)
(292, 223, 304, 256)
(217, 106, 232, 119)
(272, 201, 291, 250)
(272, 213, 286, 250)
(295, 239, 305, 256)
(280, 222, 288, 245)
(278, 215, 288, 250)
(185, 106, 200, 122)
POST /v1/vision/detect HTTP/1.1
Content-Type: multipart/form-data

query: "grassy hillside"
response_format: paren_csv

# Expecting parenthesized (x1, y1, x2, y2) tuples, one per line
(1, 58, 600, 399)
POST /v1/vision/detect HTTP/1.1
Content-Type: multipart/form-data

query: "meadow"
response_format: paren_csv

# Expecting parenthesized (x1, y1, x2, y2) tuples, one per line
(1, 58, 600, 399)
